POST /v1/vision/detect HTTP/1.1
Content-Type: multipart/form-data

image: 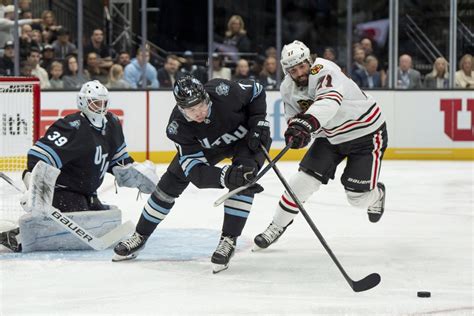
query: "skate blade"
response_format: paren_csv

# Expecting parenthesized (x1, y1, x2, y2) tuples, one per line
(112, 253, 138, 262)
(251, 244, 265, 252)
(212, 263, 229, 274)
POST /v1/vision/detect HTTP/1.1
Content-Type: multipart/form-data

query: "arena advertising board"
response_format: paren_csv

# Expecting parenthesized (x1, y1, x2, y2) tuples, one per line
(39, 90, 473, 161)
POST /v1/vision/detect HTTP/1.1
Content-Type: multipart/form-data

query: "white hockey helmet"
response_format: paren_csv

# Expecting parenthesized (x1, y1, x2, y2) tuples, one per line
(77, 80, 109, 128)
(280, 40, 312, 75)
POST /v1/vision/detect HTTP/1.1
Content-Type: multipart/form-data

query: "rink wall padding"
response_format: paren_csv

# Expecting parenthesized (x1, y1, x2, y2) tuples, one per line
(36, 90, 473, 162)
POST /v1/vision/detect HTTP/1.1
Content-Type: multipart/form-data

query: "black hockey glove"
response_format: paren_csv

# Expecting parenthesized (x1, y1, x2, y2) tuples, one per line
(222, 165, 264, 195)
(284, 113, 320, 149)
(247, 119, 271, 152)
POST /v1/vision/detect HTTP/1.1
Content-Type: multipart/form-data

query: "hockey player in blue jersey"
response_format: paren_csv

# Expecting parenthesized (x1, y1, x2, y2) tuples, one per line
(113, 75, 271, 273)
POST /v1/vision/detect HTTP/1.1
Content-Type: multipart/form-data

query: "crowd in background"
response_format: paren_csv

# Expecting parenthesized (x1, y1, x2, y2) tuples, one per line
(0, 2, 473, 90)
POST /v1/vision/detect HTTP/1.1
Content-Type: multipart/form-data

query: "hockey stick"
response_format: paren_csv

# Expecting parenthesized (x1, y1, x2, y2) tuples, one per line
(214, 143, 292, 207)
(0, 171, 134, 251)
(0, 171, 25, 193)
(259, 144, 381, 292)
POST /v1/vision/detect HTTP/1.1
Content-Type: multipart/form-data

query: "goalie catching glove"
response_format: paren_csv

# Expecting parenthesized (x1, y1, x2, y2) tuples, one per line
(112, 160, 159, 194)
(284, 113, 320, 149)
(220, 165, 263, 196)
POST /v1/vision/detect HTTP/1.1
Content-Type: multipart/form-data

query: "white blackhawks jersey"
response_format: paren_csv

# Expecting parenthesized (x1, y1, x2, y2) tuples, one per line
(280, 57, 385, 144)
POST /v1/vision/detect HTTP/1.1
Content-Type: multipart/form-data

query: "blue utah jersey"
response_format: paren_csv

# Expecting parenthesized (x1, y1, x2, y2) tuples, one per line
(27, 111, 133, 195)
(166, 78, 267, 188)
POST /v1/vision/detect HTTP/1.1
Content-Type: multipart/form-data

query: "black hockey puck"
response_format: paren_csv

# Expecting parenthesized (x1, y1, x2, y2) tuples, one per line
(417, 291, 431, 298)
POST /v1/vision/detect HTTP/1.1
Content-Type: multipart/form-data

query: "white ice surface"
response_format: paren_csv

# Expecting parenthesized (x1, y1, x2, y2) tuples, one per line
(1, 160, 473, 315)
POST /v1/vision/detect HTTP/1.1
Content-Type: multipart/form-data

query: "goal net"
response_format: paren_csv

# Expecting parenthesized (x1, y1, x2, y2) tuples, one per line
(0, 77, 40, 226)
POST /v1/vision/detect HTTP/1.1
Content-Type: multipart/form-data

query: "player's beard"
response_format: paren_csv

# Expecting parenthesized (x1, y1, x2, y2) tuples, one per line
(292, 73, 309, 87)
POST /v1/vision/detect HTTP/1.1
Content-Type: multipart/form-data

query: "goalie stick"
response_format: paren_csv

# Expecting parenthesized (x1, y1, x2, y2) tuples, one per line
(214, 143, 292, 207)
(0, 171, 134, 251)
(259, 144, 381, 292)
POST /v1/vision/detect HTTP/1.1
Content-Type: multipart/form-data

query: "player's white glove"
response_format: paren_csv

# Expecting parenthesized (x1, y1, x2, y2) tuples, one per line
(112, 161, 159, 194)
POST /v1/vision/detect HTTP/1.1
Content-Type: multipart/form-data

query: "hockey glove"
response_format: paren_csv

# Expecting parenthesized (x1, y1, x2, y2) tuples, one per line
(113, 161, 159, 194)
(284, 113, 320, 149)
(221, 165, 264, 195)
(248, 119, 271, 152)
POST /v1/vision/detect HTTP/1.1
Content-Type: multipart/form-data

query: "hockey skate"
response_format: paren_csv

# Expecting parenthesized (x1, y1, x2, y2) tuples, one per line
(367, 183, 386, 223)
(211, 235, 237, 274)
(253, 220, 292, 251)
(112, 232, 148, 262)
(0, 227, 22, 252)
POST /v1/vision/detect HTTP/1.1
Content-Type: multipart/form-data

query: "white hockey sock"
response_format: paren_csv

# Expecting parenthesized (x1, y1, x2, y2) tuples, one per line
(272, 171, 322, 227)
(345, 187, 381, 209)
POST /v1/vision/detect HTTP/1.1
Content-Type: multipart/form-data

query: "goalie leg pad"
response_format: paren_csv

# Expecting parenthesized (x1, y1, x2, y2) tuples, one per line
(19, 207, 122, 252)
(24, 161, 60, 214)
(273, 171, 322, 227)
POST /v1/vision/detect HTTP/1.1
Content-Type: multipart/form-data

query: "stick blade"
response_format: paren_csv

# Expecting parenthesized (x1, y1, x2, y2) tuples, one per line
(352, 273, 381, 292)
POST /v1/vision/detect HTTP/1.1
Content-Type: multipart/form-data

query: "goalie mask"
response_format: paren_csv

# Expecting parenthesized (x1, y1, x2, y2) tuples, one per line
(77, 80, 109, 128)
(280, 40, 312, 75)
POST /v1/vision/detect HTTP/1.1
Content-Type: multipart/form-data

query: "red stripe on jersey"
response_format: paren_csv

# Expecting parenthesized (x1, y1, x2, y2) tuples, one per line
(316, 93, 343, 103)
(317, 92, 343, 100)
(324, 106, 380, 136)
(281, 194, 297, 208)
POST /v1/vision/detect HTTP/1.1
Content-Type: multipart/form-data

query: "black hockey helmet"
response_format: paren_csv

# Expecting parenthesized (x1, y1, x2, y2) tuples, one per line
(173, 75, 209, 108)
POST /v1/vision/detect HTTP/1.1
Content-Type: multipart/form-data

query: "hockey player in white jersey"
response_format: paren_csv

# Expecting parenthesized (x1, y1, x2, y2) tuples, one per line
(254, 40, 388, 250)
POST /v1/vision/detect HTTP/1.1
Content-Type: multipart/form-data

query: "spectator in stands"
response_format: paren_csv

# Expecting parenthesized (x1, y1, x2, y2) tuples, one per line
(52, 28, 76, 60)
(36, 10, 62, 44)
(455, 54, 474, 89)
(157, 54, 180, 88)
(116, 51, 131, 68)
(0, 40, 14, 76)
(210, 52, 231, 80)
(40, 44, 55, 72)
(85, 51, 108, 85)
(221, 15, 251, 61)
(397, 54, 422, 89)
(360, 38, 374, 56)
(19, 23, 41, 59)
(124, 47, 159, 89)
(0, 5, 41, 50)
(20, 9, 33, 20)
(48, 60, 64, 89)
(323, 47, 337, 63)
(424, 57, 449, 89)
(352, 47, 366, 74)
(62, 54, 89, 89)
(84, 28, 114, 70)
(249, 55, 264, 78)
(19, 0, 31, 14)
(31, 29, 44, 51)
(28, 47, 50, 89)
(232, 58, 254, 80)
(107, 64, 130, 89)
(265, 46, 277, 59)
(20, 60, 33, 76)
(177, 50, 208, 83)
(259, 56, 278, 89)
(352, 55, 383, 89)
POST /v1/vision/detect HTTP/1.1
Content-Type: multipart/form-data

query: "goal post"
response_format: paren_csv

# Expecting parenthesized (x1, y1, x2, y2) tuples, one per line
(0, 77, 40, 226)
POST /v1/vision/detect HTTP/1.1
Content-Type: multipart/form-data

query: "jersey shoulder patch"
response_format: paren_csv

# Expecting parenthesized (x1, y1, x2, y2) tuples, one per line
(310, 64, 324, 75)
(167, 120, 179, 135)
